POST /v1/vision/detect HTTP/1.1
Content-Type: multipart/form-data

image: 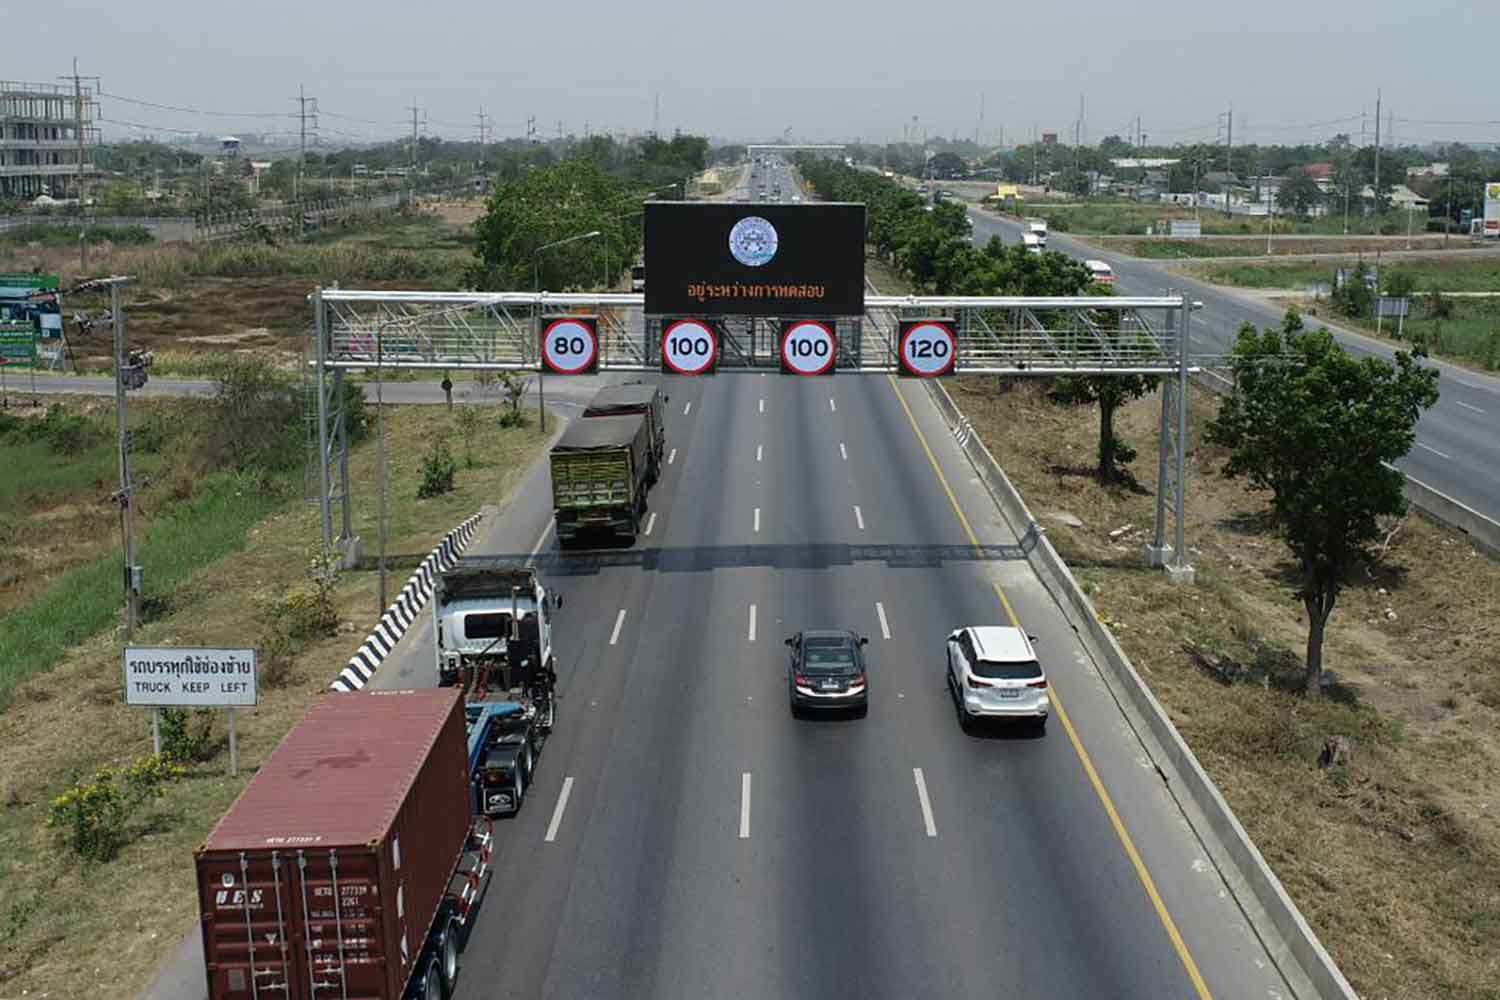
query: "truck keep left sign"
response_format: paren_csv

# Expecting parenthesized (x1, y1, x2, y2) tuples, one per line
(124, 646, 258, 707)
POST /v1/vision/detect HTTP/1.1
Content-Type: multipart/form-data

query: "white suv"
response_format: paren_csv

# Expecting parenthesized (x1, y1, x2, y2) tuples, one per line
(946, 626, 1049, 733)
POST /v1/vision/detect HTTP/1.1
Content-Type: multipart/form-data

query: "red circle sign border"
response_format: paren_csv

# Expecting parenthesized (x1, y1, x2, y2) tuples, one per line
(661, 319, 718, 375)
(780, 320, 837, 376)
(540, 317, 600, 375)
(899, 321, 957, 377)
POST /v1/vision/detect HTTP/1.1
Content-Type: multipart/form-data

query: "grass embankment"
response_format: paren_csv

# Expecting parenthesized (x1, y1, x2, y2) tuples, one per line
(952, 376, 1500, 1000)
(0, 399, 549, 998)
(1107, 236, 1452, 259)
(0, 209, 476, 376)
(1198, 256, 1500, 292)
(1013, 200, 1444, 238)
(0, 223, 156, 247)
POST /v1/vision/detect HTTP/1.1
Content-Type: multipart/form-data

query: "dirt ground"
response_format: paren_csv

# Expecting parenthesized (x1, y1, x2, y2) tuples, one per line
(951, 376, 1500, 1000)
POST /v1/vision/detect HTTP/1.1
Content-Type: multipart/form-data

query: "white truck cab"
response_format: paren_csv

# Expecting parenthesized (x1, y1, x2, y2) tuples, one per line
(434, 561, 557, 691)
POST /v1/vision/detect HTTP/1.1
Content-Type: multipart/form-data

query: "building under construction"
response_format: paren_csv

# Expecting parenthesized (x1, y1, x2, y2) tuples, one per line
(0, 80, 99, 200)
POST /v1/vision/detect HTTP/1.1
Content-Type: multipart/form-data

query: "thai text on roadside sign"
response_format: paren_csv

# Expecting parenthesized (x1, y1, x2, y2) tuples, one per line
(124, 646, 258, 707)
(1485, 182, 1500, 236)
(540, 316, 599, 374)
(780, 320, 837, 375)
(644, 202, 865, 317)
(898, 319, 957, 377)
(0, 324, 35, 365)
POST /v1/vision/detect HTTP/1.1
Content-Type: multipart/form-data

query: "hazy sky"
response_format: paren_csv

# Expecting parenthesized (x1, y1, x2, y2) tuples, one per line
(15, 0, 1495, 149)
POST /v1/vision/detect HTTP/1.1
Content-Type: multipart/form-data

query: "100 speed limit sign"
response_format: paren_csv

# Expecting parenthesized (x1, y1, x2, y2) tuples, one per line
(898, 319, 957, 377)
(541, 317, 599, 374)
(780, 320, 837, 376)
(661, 319, 718, 375)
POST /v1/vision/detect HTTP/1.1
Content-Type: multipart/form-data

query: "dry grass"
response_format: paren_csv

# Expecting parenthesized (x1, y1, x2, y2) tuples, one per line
(0, 402, 549, 999)
(952, 376, 1500, 1000)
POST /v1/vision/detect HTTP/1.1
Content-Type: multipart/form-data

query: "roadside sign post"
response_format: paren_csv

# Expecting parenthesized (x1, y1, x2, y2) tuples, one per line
(124, 646, 257, 776)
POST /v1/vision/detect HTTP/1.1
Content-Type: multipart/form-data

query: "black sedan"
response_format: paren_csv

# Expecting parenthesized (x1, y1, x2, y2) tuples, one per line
(786, 629, 870, 718)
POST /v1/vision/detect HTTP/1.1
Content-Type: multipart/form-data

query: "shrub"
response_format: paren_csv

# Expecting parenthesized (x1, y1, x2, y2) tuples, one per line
(0, 404, 108, 455)
(47, 755, 183, 862)
(417, 438, 457, 498)
(158, 708, 215, 764)
(497, 371, 529, 428)
(455, 407, 482, 467)
(1384, 269, 1417, 299)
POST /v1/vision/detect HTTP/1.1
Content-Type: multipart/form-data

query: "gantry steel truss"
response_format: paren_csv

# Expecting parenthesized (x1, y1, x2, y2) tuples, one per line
(311, 289, 1199, 579)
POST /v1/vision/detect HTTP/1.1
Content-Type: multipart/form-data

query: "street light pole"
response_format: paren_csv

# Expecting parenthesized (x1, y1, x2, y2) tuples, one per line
(531, 229, 603, 433)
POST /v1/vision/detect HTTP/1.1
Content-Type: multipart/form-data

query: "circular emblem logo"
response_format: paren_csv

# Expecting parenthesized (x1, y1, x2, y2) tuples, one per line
(729, 216, 778, 267)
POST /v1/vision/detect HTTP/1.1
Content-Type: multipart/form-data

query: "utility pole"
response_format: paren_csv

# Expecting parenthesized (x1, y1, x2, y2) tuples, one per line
(292, 86, 317, 232)
(59, 59, 98, 272)
(109, 278, 141, 637)
(557, 120, 564, 141)
(653, 93, 660, 138)
(1445, 171, 1454, 248)
(474, 106, 491, 146)
(406, 100, 424, 204)
(526, 115, 537, 145)
(1225, 104, 1233, 174)
(1373, 89, 1382, 233)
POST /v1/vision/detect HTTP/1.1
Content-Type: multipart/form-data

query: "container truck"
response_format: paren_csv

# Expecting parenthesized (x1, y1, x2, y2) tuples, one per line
(194, 689, 491, 1000)
(434, 559, 559, 726)
(549, 412, 653, 546)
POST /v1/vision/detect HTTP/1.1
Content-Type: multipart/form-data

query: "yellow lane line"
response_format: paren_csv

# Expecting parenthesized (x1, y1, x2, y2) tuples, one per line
(885, 375, 1214, 1000)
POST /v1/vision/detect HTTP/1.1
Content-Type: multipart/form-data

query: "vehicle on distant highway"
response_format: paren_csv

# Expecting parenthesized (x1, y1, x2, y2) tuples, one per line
(1025, 217, 1049, 246)
(1084, 259, 1115, 284)
(1022, 232, 1043, 254)
(786, 629, 870, 718)
(631, 264, 646, 292)
(946, 626, 1049, 733)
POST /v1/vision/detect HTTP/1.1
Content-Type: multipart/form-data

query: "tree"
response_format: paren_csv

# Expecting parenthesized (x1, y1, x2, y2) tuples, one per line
(1205, 314, 1439, 695)
(1277, 168, 1323, 219)
(97, 179, 146, 217)
(1045, 287, 1160, 482)
(928, 151, 967, 179)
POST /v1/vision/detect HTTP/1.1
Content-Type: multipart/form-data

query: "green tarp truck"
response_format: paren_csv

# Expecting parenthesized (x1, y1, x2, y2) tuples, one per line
(549, 412, 653, 547)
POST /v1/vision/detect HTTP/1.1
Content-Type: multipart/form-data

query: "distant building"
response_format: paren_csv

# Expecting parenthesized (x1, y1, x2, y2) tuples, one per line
(1362, 183, 1429, 211)
(1109, 157, 1180, 169)
(0, 79, 101, 199)
(221, 136, 242, 158)
(1041, 132, 1058, 145)
(1407, 162, 1449, 179)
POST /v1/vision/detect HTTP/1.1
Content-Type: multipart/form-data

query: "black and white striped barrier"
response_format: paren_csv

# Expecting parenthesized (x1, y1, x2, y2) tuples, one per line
(330, 513, 482, 692)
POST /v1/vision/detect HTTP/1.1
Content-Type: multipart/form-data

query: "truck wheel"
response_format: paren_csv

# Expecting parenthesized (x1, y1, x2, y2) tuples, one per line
(512, 770, 524, 814)
(422, 954, 443, 1000)
(440, 916, 460, 992)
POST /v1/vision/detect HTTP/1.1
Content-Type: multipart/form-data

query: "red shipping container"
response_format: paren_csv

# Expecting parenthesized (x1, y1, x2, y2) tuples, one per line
(195, 689, 472, 1000)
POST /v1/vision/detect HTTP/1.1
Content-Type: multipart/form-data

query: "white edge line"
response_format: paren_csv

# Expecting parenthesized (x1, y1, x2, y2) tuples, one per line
(739, 772, 752, 839)
(668, 447, 677, 465)
(609, 608, 627, 645)
(544, 776, 575, 842)
(1416, 441, 1452, 460)
(853, 505, 865, 531)
(1454, 400, 1485, 415)
(644, 511, 657, 536)
(748, 603, 757, 642)
(913, 768, 937, 837)
(526, 523, 552, 566)
(876, 601, 891, 640)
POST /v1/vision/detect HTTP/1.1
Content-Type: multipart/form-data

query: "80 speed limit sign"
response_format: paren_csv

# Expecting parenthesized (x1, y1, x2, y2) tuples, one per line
(540, 317, 599, 374)
(898, 319, 957, 377)
(780, 320, 837, 376)
(661, 319, 719, 375)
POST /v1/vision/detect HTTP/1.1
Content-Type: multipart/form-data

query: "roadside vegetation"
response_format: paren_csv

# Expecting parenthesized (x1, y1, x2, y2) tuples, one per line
(1101, 235, 1455, 259)
(0, 386, 549, 997)
(950, 369, 1497, 1000)
(1007, 201, 1425, 237)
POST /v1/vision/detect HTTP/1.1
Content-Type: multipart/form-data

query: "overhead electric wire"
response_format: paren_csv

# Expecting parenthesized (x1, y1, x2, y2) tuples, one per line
(98, 90, 293, 119)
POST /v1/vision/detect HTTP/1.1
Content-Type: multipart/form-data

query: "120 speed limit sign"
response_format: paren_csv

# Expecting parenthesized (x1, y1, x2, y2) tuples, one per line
(541, 317, 599, 374)
(661, 319, 718, 375)
(780, 320, 837, 376)
(898, 319, 957, 377)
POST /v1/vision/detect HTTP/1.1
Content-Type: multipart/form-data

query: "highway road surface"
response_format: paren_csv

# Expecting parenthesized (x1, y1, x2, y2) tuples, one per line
(965, 204, 1500, 523)
(148, 370, 1318, 999)
(134, 163, 1325, 999)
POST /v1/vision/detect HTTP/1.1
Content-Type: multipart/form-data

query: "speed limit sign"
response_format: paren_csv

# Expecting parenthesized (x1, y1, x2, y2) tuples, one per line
(780, 320, 837, 376)
(661, 319, 718, 375)
(540, 317, 599, 375)
(898, 319, 957, 377)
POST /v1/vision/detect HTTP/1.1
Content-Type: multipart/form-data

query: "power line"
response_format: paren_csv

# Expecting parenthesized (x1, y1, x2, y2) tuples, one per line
(97, 90, 292, 119)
